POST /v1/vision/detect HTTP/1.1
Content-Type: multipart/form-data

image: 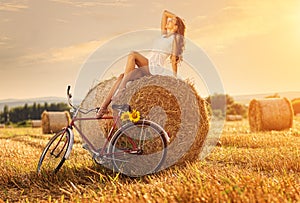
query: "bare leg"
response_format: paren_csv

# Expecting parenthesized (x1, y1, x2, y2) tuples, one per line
(114, 69, 148, 99)
(124, 51, 149, 75)
(96, 52, 150, 118)
(96, 73, 124, 118)
(103, 52, 149, 107)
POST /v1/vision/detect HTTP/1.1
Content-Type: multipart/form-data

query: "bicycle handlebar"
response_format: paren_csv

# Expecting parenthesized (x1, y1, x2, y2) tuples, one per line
(67, 85, 75, 109)
(67, 85, 72, 99)
(79, 107, 100, 114)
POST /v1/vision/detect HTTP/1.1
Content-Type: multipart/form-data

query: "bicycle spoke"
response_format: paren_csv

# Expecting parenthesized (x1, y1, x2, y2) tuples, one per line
(109, 120, 167, 177)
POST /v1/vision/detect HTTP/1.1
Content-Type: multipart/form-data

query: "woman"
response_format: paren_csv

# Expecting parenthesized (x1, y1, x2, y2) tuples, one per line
(96, 10, 185, 118)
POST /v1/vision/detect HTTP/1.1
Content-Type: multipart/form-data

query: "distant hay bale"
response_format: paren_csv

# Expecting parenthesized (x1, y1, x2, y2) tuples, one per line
(0, 124, 5, 128)
(265, 93, 280, 98)
(226, 115, 243, 121)
(41, 111, 71, 134)
(31, 120, 42, 128)
(291, 99, 300, 115)
(248, 98, 293, 132)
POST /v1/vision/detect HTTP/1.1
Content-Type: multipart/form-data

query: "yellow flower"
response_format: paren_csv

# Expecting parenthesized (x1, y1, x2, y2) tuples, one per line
(129, 109, 140, 123)
(121, 111, 130, 122)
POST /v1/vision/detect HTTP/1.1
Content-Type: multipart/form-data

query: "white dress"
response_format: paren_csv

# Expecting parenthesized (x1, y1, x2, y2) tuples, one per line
(147, 34, 175, 76)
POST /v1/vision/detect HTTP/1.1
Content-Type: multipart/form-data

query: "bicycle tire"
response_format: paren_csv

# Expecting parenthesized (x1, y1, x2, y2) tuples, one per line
(37, 129, 71, 174)
(108, 120, 168, 177)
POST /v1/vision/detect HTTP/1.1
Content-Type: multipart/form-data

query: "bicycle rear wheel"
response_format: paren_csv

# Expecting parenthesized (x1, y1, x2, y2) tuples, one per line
(108, 120, 168, 177)
(37, 129, 71, 174)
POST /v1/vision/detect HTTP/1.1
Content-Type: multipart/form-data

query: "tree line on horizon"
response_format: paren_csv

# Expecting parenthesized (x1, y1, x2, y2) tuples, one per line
(0, 94, 248, 125)
(0, 102, 70, 124)
(206, 94, 247, 118)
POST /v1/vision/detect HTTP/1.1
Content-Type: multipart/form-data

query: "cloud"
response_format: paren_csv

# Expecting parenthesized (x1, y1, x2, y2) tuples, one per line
(0, 35, 15, 50)
(55, 18, 69, 24)
(0, 0, 28, 12)
(50, 0, 129, 7)
(20, 40, 104, 65)
(0, 36, 11, 47)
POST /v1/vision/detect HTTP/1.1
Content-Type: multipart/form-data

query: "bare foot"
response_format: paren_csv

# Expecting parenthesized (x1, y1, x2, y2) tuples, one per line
(96, 107, 109, 118)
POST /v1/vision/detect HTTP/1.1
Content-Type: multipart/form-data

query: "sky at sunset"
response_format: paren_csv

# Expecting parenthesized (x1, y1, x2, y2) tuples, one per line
(0, 0, 300, 100)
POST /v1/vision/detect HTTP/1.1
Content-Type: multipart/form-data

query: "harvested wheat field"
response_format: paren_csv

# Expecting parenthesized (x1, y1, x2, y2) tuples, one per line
(1, 116, 300, 202)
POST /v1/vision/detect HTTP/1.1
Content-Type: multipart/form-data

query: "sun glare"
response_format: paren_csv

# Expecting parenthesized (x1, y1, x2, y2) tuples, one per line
(289, 3, 300, 45)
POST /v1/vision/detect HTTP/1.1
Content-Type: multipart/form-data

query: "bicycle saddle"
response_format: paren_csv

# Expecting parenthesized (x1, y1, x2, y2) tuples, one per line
(112, 104, 131, 112)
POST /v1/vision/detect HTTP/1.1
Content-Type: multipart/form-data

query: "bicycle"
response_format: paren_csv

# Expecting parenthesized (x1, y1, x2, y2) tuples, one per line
(37, 86, 170, 177)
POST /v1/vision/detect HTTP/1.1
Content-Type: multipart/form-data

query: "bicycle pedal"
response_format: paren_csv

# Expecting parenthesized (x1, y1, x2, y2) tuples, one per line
(93, 156, 107, 165)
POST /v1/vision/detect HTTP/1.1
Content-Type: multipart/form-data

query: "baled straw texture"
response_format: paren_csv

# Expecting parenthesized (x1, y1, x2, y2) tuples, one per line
(79, 75, 209, 167)
(248, 98, 293, 132)
(292, 99, 300, 115)
(41, 111, 71, 134)
(226, 115, 243, 121)
(31, 120, 42, 128)
(112, 75, 209, 166)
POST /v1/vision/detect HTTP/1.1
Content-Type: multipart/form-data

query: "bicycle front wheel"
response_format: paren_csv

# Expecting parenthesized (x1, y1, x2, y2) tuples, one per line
(37, 129, 71, 174)
(108, 120, 168, 177)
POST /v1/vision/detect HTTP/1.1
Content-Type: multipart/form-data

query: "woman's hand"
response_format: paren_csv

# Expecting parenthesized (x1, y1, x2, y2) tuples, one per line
(164, 10, 176, 18)
(161, 10, 177, 34)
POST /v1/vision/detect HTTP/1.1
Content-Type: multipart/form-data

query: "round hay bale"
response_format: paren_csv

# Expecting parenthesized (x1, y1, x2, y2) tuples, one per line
(31, 120, 42, 128)
(248, 98, 293, 132)
(291, 99, 300, 115)
(79, 75, 209, 168)
(112, 75, 209, 167)
(41, 111, 71, 134)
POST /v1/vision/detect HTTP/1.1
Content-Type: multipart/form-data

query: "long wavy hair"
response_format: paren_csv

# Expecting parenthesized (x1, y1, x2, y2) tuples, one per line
(174, 16, 186, 63)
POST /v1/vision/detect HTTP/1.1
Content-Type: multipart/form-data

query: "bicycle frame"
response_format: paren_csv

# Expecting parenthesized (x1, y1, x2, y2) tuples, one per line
(76, 116, 116, 152)
(63, 109, 121, 160)
(61, 85, 120, 160)
(63, 99, 142, 159)
(60, 86, 166, 163)
(38, 86, 169, 176)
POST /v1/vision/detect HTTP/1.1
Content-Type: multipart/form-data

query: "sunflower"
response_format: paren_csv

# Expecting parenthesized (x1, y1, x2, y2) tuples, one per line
(129, 109, 140, 123)
(120, 111, 130, 122)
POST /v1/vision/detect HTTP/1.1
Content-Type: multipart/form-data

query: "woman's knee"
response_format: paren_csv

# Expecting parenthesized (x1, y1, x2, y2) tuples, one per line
(128, 51, 138, 60)
(118, 73, 124, 79)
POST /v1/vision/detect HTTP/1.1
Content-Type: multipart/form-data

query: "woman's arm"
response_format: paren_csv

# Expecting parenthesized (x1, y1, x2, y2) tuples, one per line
(171, 56, 178, 77)
(170, 34, 180, 77)
(161, 10, 177, 35)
